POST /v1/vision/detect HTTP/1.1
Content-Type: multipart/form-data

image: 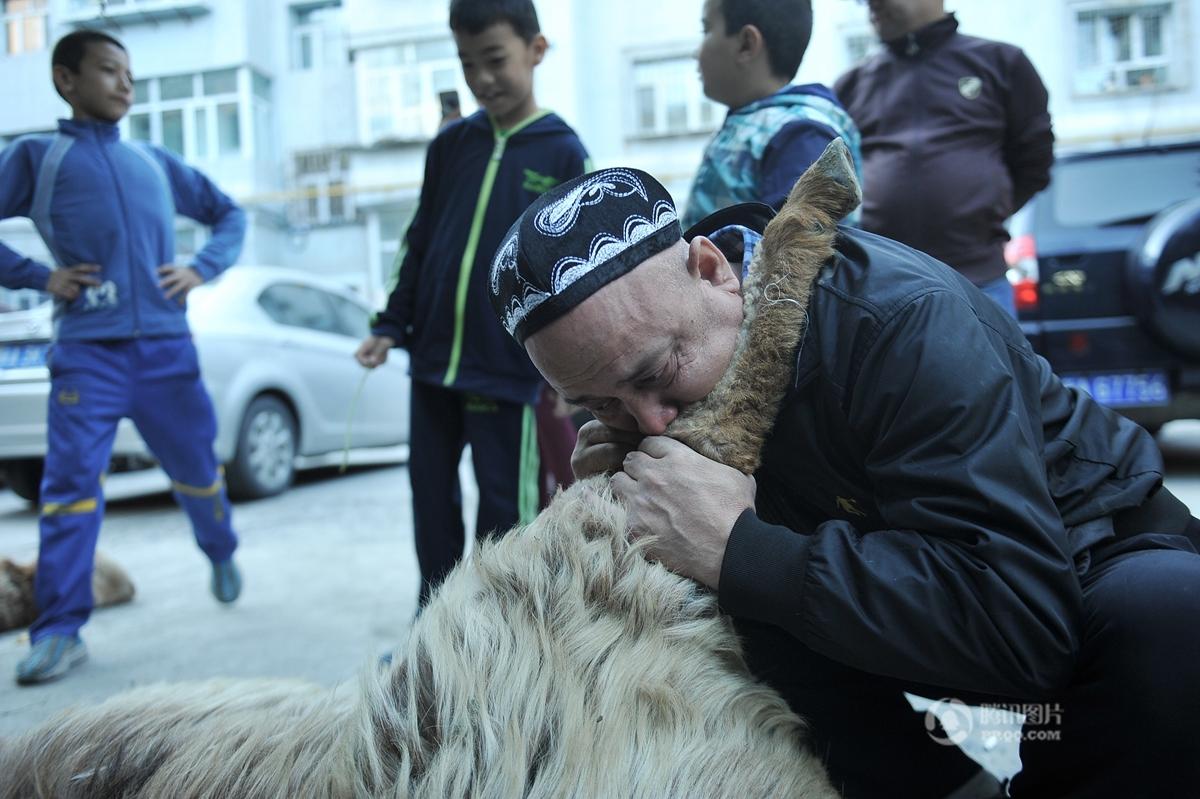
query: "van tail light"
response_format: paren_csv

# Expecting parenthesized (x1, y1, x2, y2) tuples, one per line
(1005, 233, 1039, 313)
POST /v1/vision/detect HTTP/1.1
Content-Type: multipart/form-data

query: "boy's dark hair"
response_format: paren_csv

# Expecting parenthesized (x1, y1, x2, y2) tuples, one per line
(51, 30, 126, 100)
(720, 0, 812, 81)
(448, 0, 541, 43)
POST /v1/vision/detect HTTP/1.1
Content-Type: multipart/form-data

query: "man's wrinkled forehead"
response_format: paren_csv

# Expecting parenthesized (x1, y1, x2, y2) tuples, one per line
(524, 243, 681, 375)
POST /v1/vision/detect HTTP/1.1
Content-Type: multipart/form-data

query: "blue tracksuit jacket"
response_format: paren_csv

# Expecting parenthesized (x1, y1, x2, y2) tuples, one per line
(0, 118, 245, 338)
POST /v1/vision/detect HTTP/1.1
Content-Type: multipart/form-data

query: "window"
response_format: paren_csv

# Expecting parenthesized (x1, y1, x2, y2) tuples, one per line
(629, 55, 721, 138)
(159, 74, 194, 101)
(203, 68, 238, 95)
(258, 284, 342, 335)
(3, 0, 47, 55)
(216, 102, 240, 155)
(129, 112, 151, 141)
(123, 67, 269, 161)
(294, 150, 352, 226)
(161, 108, 184, 155)
(328, 294, 370, 338)
(355, 37, 471, 143)
(1040, 147, 1200, 231)
(291, 6, 340, 70)
(1072, 2, 1180, 95)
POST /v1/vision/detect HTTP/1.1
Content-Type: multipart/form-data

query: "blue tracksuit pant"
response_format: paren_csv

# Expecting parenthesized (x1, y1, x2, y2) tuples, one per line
(32, 336, 237, 642)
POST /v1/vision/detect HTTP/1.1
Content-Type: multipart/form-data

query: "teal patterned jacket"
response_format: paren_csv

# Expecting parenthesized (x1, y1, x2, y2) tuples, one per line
(683, 84, 863, 229)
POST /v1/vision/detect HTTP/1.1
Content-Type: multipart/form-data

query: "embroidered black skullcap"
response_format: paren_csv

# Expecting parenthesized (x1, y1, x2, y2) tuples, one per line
(489, 167, 682, 344)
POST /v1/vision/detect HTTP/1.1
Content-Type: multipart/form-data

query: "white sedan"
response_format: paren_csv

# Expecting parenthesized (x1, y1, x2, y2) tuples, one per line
(0, 266, 409, 501)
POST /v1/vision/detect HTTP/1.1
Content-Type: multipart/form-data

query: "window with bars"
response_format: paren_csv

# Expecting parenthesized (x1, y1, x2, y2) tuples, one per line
(1072, 2, 1180, 95)
(629, 55, 721, 138)
(2, 0, 46, 56)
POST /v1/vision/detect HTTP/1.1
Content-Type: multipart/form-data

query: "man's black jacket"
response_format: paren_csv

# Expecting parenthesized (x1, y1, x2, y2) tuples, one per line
(703, 220, 1170, 700)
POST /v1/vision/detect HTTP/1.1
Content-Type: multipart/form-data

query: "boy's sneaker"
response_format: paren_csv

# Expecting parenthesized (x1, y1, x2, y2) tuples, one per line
(211, 558, 242, 604)
(15, 634, 88, 686)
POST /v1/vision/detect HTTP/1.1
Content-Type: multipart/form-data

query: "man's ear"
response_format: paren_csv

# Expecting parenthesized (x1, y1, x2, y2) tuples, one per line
(687, 236, 741, 292)
(735, 24, 765, 65)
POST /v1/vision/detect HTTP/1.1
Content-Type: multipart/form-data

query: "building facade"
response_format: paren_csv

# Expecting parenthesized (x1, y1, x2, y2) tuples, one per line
(1, 0, 1197, 305)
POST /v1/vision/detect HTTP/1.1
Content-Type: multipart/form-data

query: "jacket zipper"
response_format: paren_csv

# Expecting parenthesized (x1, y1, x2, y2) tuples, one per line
(442, 109, 552, 387)
(99, 137, 141, 337)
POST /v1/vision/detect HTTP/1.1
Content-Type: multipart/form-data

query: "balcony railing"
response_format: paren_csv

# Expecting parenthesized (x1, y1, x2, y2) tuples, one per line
(64, 0, 213, 27)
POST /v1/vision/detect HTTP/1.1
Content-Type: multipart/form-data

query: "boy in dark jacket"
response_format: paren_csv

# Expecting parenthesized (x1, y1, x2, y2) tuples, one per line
(355, 0, 589, 606)
(684, 0, 862, 228)
(0, 31, 246, 685)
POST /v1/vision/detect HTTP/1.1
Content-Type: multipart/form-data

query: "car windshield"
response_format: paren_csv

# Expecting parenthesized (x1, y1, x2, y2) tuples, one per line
(1045, 147, 1200, 230)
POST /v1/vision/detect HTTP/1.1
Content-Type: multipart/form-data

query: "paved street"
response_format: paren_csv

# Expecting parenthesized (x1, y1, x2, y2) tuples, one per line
(1, 422, 1199, 784)
(0, 456, 452, 737)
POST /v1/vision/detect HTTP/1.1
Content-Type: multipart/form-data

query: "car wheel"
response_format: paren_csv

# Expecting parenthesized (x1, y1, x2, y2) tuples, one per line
(2, 459, 43, 503)
(226, 395, 297, 500)
(1126, 196, 1200, 359)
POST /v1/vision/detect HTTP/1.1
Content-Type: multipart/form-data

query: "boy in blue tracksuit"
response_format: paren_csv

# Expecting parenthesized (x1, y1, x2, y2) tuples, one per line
(685, 0, 863, 229)
(0, 30, 246, 684)
(356, 0, 589, 606)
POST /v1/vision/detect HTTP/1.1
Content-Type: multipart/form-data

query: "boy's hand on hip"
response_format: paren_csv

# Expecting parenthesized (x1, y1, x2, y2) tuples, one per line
(610, 436, 755, 591)
(45, 264, 101, 301)
(355, 334, 395, 368)
(158, 265, 203, 302)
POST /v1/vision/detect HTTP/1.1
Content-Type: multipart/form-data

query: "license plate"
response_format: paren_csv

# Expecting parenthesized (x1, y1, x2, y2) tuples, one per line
(0, 342, 49, 370)
(1060, 371, 1170, 408)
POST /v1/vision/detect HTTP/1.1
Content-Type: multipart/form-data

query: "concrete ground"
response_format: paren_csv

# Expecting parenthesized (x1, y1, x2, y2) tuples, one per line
(2, 423, 1199, 787)
(0, 455, 437, 736)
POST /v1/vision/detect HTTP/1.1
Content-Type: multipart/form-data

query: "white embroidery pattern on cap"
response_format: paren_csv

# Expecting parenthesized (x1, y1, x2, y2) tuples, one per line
(550, 200, 678, 294)
(491, 229, 552, 337)
(534, 169, 646, 237)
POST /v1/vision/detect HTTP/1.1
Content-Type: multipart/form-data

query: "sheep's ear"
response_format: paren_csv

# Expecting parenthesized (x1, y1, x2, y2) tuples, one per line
(783, 137, 861, 221)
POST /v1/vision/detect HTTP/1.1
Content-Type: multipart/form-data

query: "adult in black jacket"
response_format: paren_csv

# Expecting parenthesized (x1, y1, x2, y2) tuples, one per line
(835, 1, 1053, 317)
(488, 165, 1200, 798)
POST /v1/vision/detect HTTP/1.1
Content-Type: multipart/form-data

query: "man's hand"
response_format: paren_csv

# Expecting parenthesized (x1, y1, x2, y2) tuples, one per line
(355, 334, 396, 368)
(610, 436, 755, 590)
(571, 419, 644, 479)
(45, 264, 101, 301)
(158, 265, 203, 302)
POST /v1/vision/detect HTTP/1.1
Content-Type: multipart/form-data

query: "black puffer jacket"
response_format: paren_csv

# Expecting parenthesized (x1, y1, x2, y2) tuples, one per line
(701, 218, 1172, 700)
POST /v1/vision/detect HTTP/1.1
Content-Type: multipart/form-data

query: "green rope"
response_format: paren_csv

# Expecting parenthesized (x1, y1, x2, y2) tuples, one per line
(341, 368, 374, 473)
